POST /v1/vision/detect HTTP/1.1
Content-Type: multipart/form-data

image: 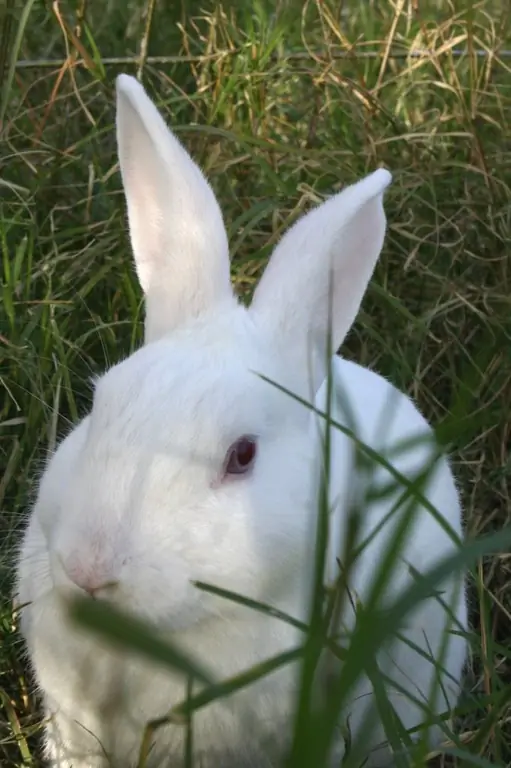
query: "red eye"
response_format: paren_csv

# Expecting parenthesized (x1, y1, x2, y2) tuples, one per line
(224, 436, 257, 475)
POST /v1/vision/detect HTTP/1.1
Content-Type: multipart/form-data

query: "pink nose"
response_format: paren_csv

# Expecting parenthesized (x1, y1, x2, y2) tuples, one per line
(76, 578, 119, 599)
(60, 558, 119, 598)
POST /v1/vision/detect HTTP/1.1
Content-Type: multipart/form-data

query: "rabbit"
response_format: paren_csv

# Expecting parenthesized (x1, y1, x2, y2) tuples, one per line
(13, 73, 468, 768)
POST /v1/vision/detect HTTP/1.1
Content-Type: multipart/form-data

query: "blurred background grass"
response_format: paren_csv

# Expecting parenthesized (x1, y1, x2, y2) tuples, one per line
(0, 0, 510, 765)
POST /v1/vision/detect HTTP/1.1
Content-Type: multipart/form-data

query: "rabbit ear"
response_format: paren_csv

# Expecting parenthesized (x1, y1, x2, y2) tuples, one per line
(250, 169, 392, 395)
(115, 75, 234, 343)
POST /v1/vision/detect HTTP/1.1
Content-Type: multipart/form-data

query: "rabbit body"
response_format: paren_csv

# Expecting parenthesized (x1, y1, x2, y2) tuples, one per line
(14, 75, 467, 768)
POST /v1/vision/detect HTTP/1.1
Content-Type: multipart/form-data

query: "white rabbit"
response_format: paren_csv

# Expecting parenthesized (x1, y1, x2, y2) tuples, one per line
(14, 74, 467, 768)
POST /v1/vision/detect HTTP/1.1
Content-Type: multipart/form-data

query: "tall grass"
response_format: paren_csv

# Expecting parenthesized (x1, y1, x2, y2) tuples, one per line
(1, 0, 510, 765)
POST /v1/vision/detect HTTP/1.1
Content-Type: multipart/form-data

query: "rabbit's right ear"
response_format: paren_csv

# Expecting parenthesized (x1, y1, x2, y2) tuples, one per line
(250, 170, 391, 396)
(115, 75, 234, 343)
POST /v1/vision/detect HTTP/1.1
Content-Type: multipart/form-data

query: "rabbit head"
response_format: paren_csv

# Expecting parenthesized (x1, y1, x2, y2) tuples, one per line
(29, 74, 392, 635)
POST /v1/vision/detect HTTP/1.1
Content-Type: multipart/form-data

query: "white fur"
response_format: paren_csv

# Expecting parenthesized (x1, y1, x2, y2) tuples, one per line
(14, 75, 467, 768)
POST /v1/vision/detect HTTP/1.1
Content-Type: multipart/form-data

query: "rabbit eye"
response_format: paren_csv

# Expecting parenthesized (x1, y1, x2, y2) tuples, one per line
(224, 436, 257, 475)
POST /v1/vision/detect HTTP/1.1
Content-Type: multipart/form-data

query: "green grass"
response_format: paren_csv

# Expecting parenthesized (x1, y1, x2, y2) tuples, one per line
(1, 0, 511, 765)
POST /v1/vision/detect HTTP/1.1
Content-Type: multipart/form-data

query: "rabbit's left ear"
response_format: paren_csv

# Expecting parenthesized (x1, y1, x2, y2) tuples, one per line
(250, 169, 392, 395)
(116, 75, 234, 344)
